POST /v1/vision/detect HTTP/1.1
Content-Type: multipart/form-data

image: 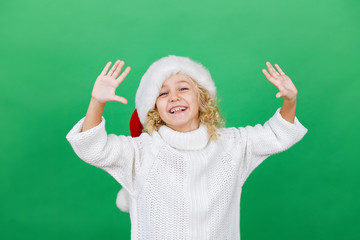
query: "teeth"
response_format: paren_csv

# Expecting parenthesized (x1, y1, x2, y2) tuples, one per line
(170, 107, 186, 113)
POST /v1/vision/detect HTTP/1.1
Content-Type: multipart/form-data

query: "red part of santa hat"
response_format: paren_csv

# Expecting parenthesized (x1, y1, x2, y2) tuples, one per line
(129, 109, 143, 137)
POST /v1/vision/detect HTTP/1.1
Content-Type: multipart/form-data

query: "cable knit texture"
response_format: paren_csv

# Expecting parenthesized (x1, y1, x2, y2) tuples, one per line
(65, 107, 308, 240)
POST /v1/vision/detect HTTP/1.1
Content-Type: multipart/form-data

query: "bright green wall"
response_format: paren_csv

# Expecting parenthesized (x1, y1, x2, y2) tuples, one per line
(1, 0, 359, 239)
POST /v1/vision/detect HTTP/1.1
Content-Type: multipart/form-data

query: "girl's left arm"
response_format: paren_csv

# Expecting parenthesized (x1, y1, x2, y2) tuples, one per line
(262, 61, 298, 124)
(280, 98, 296, 123)
(236, 62, 307, 185)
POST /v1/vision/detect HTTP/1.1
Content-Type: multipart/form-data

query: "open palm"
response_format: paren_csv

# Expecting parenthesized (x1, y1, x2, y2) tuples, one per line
(262, 62, 297, 101)
(92, 60, 131, 104)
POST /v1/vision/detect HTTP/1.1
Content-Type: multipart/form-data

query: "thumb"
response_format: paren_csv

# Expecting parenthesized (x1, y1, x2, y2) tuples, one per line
(112, 95, 128, 104)
(276, 92, 282, 98)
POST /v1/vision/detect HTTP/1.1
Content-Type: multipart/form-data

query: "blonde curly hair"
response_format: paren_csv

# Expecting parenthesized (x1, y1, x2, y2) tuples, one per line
(142, 76, 226, 142)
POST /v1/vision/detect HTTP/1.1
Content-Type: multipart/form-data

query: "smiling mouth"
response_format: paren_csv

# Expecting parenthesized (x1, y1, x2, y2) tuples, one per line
(169, 107, 188, 114)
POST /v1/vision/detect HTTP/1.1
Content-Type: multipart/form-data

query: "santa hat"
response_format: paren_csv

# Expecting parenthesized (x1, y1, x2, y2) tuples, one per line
(116, 55, 216, 212)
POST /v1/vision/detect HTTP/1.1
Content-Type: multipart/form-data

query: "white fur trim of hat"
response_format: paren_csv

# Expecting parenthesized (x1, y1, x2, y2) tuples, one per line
(135, 55, 216, 126)
(116, 188, 130, 212)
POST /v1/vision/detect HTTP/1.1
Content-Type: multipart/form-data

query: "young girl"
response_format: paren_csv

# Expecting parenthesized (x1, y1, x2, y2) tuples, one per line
(66, 55, 308, 240)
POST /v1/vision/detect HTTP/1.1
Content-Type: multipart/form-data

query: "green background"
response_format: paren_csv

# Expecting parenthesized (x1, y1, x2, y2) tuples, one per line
(1, 0, 359, 239)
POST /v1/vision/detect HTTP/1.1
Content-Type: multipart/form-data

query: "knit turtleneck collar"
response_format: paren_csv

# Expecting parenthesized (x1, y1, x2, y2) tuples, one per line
(158, 123, 209, 151)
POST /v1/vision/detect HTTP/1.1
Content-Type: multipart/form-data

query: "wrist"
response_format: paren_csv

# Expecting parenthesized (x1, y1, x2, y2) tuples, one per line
(90, 97, 106, 106)
(284, 96, 297, 103)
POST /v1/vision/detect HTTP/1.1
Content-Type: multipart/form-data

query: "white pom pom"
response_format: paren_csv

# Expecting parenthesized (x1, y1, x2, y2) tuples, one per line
(116, 188, 130, 212)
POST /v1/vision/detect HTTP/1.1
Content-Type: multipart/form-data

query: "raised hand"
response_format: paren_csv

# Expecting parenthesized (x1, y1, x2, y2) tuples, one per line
(262, 62, 297, 101)
(91, 60, 131, 104)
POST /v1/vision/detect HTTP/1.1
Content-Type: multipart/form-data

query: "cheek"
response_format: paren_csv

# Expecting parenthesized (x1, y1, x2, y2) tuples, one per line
(190, 96, 200, 108)
(156, 100, 166, 115)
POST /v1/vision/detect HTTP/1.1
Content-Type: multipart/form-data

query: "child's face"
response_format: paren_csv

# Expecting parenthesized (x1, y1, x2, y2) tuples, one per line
(155, 73, 200, 132)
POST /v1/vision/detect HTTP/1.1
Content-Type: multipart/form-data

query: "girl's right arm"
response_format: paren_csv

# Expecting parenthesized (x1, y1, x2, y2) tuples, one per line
(81, 60, 131, 132)
(81, 98, 105, 132)
(66, 60, 144, 195)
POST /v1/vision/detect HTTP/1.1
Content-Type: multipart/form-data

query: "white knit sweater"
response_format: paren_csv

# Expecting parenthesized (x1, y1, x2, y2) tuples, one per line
(65, 107, 308, 240)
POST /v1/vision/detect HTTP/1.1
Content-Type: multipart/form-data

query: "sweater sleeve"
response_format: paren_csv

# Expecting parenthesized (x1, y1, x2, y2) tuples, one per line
(65, 116, 143, 196)
(237, 107, 308, 185)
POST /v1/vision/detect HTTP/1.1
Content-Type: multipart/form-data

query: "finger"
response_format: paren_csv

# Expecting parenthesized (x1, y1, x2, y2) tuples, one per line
(276, 92, 282, 98)
(100, 61, 112, 76)
(116, 66, 131, 84)
(266, 61, 280, 77)
(262, 69, 278, 86)
(112, 61, 125, 79)
(112, 95, 128, 104)
(107, 60, 120, 76)
(274, 64, 286, 76)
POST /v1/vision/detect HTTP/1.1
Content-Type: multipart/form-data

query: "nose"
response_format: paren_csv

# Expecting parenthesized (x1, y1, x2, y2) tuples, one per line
(169, 92, 180, 102)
